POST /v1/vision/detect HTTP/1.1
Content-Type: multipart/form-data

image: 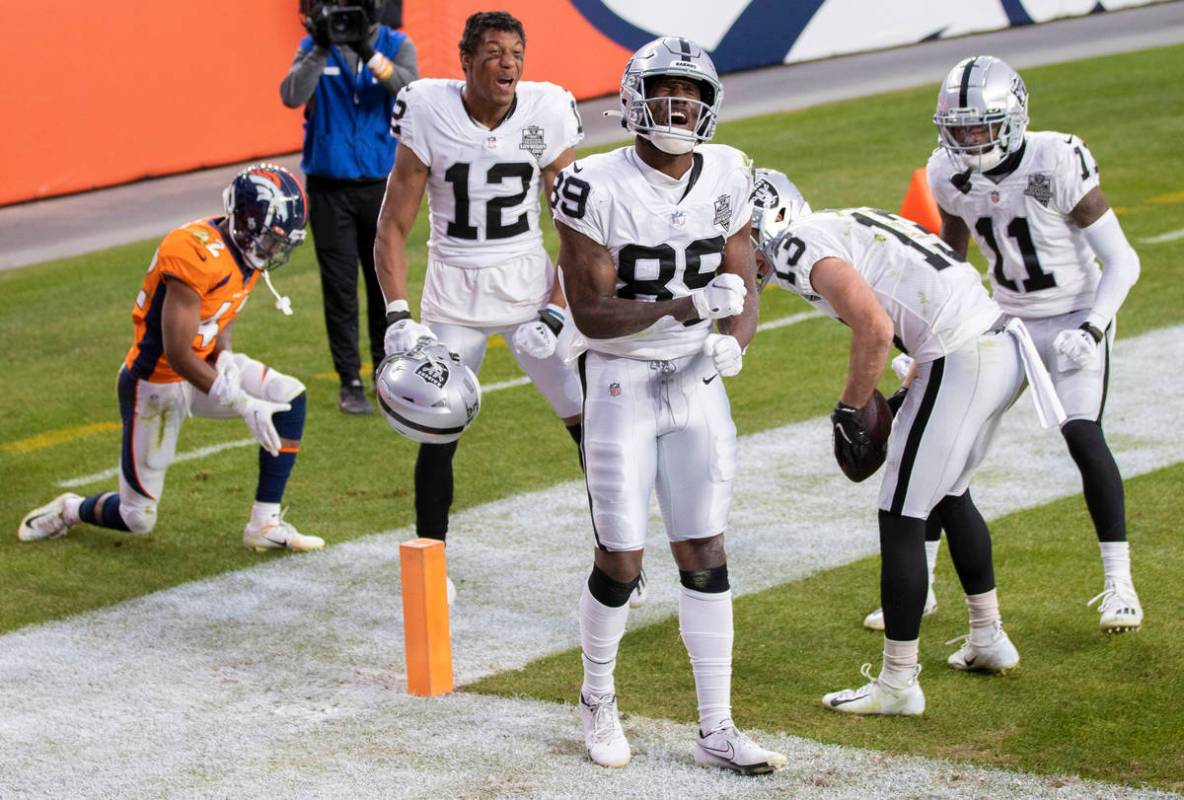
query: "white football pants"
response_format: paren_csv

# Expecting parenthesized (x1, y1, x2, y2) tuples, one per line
(116, 354, 304, 532)
(879, 329, 1027, 520)
(427, 320, 582, 420)
(1019, 309, 1114, 423)
(579, 349, 737, 551)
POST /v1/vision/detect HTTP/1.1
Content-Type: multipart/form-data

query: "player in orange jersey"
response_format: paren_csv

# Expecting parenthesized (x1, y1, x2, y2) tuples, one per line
(18, 164, 324, 552)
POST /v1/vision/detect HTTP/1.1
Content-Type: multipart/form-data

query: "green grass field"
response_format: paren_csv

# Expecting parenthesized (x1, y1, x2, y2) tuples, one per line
(2, 45, 1182, 789)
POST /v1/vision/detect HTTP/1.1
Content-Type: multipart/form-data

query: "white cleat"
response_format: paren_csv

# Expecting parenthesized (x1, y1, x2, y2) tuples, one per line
(629, 568, 647, 608)
(243, 510, 324, 553)
(822, 663, 925, 716)
(18, 493, 81, 542)
(446, 575, 457, 606)
(946, 622, 1020, 673)
(1088, 580, 1143, 633)
(694, 722, 787, 775)
(863, 583, 937, 631)
(579, 692, 631, 768)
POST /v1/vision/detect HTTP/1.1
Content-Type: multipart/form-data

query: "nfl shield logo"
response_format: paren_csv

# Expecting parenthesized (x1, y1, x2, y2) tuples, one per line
(990, 191, 1000, 203)
(609, 382, 621, 397)
(671, 210, 686, 227)
(486, 136, 498, 150)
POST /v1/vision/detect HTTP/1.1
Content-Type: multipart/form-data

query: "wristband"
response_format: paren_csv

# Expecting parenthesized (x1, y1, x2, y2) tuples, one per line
(386, 299, 411, 327)
(538, 304, 565, 336)
(1079, 322, 1104, 344)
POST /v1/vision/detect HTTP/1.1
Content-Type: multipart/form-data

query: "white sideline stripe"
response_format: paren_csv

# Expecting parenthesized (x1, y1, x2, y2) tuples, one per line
(56, 438, 257, 488)
(55, 312, 821, 489)
(3, 326, 1180, 799)
(1138, 227, 1184, 244)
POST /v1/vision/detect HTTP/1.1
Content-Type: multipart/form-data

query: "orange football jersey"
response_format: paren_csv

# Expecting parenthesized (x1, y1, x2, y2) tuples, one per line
(124, 217, 260, 382)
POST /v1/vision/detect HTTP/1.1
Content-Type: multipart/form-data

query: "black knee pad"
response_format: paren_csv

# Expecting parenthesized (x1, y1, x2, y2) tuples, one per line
(588, 564, 639, 608)
(679, 564, 730, 594)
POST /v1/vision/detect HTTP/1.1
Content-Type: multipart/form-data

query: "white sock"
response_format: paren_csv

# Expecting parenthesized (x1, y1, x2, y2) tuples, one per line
(966, 588, 1002, 646)
(881, 637, 919, 685)
(1098, 541, 1132, 585)
(579, 583, 630, 699)
(925, 539, 941, 584)
(679, 586, 733, 734)
(63, 495, 85, 526)
(249, 501, 281, 528)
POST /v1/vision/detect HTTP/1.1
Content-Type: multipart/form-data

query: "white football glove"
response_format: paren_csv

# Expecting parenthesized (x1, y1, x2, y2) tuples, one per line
(691, 273, 746, 320)
(511, 305, 565, 359)
(702, 333, 743, 377)
(1053, 327, 1099, 371)
(384, 318, 436, 356)
(209, 372, 290, 457)
(891, 354, 915, 385)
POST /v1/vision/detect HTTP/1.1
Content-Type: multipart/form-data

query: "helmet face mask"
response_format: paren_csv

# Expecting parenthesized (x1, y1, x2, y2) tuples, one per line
(620, 37, 722, 154)
(223, 164, 307, 271)
(375, 341, 482, 445)
(933, 56, 1029, 173)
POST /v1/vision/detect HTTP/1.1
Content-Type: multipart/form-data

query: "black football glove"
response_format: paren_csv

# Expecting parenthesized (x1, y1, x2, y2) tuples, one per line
(304, 8, 332, 49)
(831, 401, 887, 483)
(886, 387, 908, 418)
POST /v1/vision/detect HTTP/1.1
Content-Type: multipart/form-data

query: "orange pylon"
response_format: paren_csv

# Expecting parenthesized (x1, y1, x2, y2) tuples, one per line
(899, 167, 942, 234)
(400, 538, 454, 696)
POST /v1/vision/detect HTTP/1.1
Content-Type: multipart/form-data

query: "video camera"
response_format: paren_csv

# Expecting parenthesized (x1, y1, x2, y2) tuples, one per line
(300, 0, 382, 44)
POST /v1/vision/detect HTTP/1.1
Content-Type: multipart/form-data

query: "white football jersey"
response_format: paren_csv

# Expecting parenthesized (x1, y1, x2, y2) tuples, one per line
(552, 144, 754, 360)
(393, 78, 583, 269)
(765, 208, 1002, 363)
(928, 131, 1102, 318)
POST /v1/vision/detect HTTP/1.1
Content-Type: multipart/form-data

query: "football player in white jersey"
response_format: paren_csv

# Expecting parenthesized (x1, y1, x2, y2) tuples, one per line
(372, 12, 585, 553)
(758, 193, 1065, 716)
(928, 56, 1143, 633)
(553, 37, 786, 774)
(751, 169, 946, 634)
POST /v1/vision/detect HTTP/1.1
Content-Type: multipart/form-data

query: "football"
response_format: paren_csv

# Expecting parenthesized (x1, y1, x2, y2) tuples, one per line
(862, 389, 893, 445)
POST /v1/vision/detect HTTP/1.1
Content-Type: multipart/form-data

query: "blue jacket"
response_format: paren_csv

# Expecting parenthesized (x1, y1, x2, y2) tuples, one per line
(299, 27, 406, 180)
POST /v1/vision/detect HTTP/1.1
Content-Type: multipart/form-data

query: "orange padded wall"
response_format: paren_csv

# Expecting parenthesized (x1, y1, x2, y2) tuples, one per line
(0, 1, 629, 206)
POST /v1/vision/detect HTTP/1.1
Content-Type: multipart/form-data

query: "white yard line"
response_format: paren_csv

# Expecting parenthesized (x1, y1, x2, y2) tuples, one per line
(7, 326, 1179, 800)
(56, 312, 823, 489)
(1138, 227, 1184, 245)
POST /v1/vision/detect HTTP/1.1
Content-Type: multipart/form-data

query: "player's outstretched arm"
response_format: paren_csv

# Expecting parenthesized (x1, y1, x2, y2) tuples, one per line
(373, 144, 429, 307)
(810, 257, 894, 409)
(937, 206, 971, 258)
(556, 221, 703, 338)
(161, 277, 218, 394)
(715, 222, 760, 350)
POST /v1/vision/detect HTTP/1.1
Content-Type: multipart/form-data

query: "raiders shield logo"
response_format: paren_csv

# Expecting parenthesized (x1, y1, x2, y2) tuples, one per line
(713, 194, 731, 229)
(415, 361, 449, 389)
(1024, 173, 1053, 207)
(519, 125, 546, 159)
(752, 177, 779, 209)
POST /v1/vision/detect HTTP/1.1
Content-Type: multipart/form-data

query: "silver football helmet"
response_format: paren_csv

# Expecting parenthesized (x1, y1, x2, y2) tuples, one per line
(375, 340, 481, 445)
(619, 37, 723, 154)
(751, 168, 811, 291)
(933, 56, 1029, 172)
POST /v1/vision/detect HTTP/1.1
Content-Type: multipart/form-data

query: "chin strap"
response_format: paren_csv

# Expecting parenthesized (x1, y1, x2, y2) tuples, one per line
(262, 269, 293, 316)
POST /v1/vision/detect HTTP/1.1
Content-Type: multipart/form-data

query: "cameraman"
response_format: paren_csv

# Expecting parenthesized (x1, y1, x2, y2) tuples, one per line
(280, 0, 418, 414)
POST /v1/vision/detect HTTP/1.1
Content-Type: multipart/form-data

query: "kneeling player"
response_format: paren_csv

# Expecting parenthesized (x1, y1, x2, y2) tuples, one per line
(18, 165, 323, 552)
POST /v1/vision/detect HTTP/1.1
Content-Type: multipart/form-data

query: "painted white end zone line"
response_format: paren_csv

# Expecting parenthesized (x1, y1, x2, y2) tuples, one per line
(56, 312, 823, 489)
(1138, 227, 1184, 244)
(6, 326, 1180, 800)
